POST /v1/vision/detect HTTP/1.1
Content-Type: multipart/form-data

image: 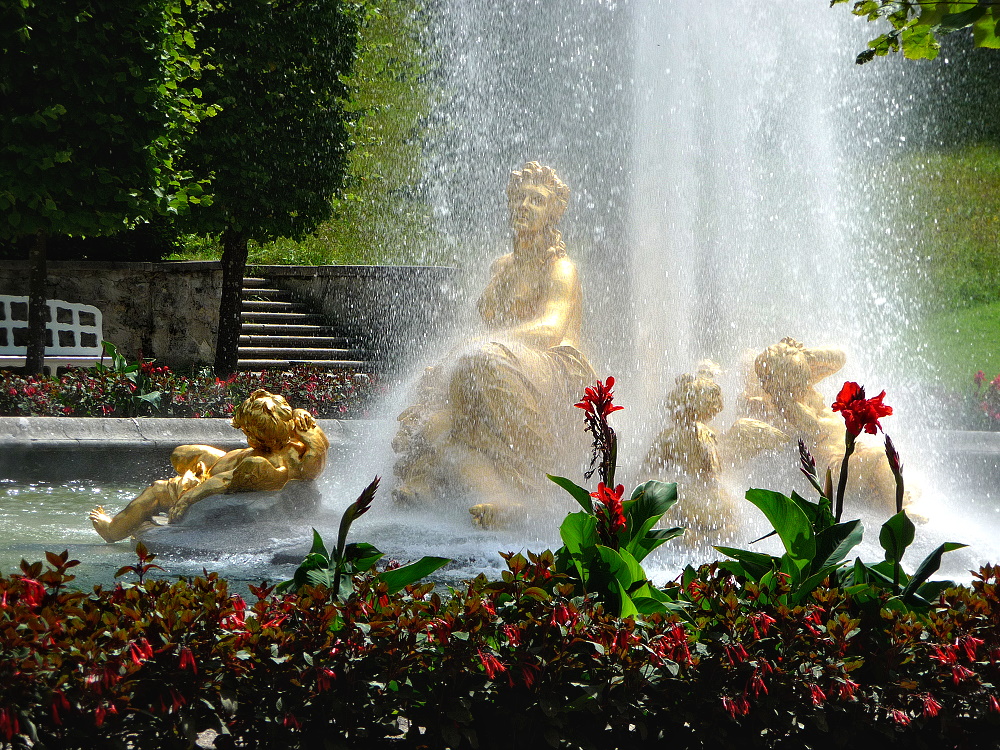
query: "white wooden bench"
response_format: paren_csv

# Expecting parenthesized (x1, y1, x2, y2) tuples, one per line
(0, 295, 104, 372)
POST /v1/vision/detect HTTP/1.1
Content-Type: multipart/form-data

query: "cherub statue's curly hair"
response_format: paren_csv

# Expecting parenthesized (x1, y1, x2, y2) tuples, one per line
(232, 389, 294, 452)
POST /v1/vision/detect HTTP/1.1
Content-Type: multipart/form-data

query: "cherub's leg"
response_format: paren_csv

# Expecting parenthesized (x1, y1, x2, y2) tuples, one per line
(171, 445, 227, 475)
(90, 476, 191, 543)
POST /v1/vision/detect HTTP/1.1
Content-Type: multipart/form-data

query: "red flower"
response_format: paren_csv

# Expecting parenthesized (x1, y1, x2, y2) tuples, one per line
(18, 577, 45, 609)
(721, 695, 750, 717)
(890, 708, 911, 726)
(831, 382, 892, 437)
(478, 649, 506, 680)
(591, 482, 627, 542)
(922, 693, 941, 718)
(574, 376, 624, 419)
(838, 679, 859, 700)
(975, 370, 986, 387)
(178, 646, 197, 674)
(808, 684, 826, 705)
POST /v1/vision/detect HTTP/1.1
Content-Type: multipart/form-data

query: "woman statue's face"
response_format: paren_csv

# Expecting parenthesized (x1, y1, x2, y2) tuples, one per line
(509, 183, 554, 236)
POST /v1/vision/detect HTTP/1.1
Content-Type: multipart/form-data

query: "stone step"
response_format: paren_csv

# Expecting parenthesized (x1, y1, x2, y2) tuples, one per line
(239, 347, 363, 360)
(240, 323, 339, 337)
(241, 277, 270, 287)
(239, 334, 351, 348)
(237, 358, 370, 371)
(241, 287, 294, 302)
(241, 299, 311, 314)
(240, 310, 326, 325)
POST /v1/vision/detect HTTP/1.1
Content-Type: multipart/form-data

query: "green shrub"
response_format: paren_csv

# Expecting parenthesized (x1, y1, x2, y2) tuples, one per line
(2, 548, 1000, 750)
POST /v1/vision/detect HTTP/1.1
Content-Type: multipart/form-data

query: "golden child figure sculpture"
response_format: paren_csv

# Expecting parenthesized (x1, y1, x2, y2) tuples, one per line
(748, 337, 903, 513)
(392, 161, 595, 528)
(641, 362, 755, 541)
(90, 389, 330, 542)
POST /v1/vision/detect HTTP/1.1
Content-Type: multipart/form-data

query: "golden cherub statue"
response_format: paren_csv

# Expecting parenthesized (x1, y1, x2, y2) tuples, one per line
(392, 161, 595, 528)
(641, 362, 740, 539)
(747, 337, 903, 513)
(90, 389, 330, 542)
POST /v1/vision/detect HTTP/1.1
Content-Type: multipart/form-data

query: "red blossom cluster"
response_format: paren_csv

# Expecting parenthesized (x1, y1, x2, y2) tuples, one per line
(831, 381, 893, 437)
(590, 482, 626, 546)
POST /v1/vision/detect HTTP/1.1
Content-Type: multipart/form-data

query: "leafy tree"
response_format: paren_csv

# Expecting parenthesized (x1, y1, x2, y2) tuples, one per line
(321, 0, 440, 265)
(834, 0, 1000, 63)
(0, 0, 209, 372)
(178, 0, 358, 377)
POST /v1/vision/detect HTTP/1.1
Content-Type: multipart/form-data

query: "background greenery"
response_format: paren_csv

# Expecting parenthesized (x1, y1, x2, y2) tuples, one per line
(167, 0, 440, 267)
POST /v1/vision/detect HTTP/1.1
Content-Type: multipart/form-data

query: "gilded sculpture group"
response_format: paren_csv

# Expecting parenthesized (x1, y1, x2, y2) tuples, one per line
(91, 162, 907, 544)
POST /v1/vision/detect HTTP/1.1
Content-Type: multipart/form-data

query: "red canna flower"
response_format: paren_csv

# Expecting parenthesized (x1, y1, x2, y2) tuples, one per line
(991, 695, 1000, 713)
(574, 376, 624, 419)
(283, 712, 301, 730)
(832, 382, 893, 437)
(591, 482, 627, 544)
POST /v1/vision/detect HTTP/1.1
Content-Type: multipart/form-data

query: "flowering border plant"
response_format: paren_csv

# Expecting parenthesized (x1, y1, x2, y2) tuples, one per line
(0, 343, 377, 418)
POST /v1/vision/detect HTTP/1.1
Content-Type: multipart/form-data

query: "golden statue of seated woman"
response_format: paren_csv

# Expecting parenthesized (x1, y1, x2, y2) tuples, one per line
(392, 162, 595, 528)
(90, 390, 330, 542)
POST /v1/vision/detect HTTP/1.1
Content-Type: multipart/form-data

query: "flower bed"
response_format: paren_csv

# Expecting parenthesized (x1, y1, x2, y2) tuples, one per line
(0, 363, 379, 419)
(2, 551, 999, 749)
(2, 375, 998, 748)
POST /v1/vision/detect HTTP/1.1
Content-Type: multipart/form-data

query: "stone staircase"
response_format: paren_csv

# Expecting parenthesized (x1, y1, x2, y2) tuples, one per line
(237, 276, 371, 372)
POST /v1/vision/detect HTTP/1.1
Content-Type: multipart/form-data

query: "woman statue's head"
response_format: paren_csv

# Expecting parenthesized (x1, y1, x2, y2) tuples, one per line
(507, 162, 570, 244)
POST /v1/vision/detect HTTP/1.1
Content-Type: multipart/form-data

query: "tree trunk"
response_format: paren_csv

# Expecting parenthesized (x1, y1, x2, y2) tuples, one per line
(25, 231, 48, 375)
(214, 228, 249, 378)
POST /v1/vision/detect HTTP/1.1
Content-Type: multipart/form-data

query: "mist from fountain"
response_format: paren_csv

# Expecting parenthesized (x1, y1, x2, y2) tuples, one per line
(360, 0, 999, 579)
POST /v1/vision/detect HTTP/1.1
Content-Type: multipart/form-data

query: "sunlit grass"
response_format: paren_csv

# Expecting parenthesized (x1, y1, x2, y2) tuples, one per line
(920, 300, 1000, 391)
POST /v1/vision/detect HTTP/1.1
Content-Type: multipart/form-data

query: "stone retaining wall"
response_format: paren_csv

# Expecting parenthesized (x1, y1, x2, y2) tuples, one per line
(0, 261, 221, 370)
(0, 262, 459, 372)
